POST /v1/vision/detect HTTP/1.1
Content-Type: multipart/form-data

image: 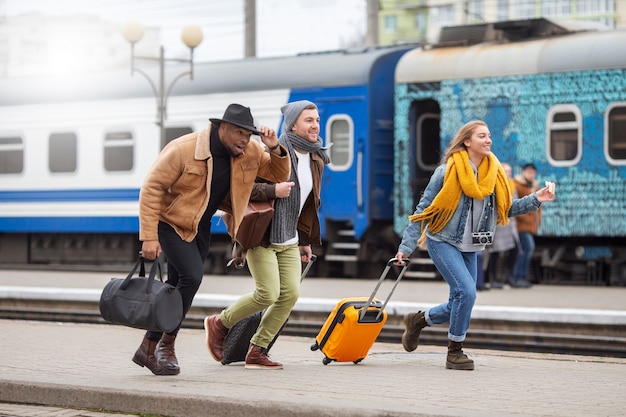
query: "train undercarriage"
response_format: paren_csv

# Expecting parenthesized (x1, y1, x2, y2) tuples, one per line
(0, 231, 624, 286)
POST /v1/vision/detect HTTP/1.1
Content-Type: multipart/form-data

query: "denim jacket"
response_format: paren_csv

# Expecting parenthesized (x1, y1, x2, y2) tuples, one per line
(398, 164, 542, 256)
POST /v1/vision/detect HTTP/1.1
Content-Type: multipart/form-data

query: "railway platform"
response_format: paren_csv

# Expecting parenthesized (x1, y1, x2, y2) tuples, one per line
(1, 268, 626, 417)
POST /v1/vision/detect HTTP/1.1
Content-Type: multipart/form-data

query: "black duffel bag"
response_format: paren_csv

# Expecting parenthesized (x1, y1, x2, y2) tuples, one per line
(99, 254, 183, 333)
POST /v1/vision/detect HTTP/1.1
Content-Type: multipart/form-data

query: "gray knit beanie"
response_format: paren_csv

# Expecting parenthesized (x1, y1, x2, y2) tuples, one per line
(281, 100, 317, 133)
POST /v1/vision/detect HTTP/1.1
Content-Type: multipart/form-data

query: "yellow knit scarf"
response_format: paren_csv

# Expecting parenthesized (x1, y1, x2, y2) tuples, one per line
(409, 150, 512, 234)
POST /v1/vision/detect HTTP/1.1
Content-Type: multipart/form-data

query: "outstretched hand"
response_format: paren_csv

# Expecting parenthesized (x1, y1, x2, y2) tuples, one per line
(536, 186, 556, 203)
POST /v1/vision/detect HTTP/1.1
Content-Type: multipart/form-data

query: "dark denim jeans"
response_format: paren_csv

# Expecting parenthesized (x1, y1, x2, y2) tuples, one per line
(513, 232, 535, 282)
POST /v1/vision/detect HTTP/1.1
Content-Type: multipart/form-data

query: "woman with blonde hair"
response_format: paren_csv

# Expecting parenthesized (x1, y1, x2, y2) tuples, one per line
(394, 120, 555, 370)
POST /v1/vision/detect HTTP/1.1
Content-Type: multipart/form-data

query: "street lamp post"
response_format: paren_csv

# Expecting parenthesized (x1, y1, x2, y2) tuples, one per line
(122, 21, 203, 148)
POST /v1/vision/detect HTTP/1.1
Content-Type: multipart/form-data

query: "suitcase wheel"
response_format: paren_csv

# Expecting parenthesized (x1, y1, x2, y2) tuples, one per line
(322, 357, 332, 365)
(353, 358, 363, 364)
(310, 342, 319, 351)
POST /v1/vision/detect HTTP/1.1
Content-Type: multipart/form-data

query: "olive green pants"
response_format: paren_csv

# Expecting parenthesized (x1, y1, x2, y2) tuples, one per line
(220, 243, 301, 348)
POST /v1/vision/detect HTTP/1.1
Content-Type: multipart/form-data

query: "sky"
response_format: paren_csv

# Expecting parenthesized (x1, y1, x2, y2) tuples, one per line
(3, 0, 367, 64)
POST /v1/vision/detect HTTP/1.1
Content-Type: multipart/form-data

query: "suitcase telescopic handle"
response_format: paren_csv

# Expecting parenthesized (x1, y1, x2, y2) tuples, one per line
(301, 254, 317, 281)
(359, 257, 410, 321)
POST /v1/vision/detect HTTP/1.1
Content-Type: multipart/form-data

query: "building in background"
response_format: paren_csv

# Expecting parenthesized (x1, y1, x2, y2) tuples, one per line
(378, 0, 625, 46)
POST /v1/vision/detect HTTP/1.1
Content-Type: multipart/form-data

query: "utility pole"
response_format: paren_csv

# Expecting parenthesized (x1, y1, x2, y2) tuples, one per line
(366, 0, 379, 47)
(244, 0, 256, 57)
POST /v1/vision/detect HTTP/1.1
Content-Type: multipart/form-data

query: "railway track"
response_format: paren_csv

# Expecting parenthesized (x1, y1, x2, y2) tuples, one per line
(2, 306, 625, 358)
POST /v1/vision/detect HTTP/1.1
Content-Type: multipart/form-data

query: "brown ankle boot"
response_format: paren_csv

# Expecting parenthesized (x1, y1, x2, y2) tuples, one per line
(446, 340, 474, 370)
(204, 315, 229, 362)
(132, 336, 163, 375)
(244, 344, 283, 370)
(401, 311, 428, 352)
(155, 333, 180, 375)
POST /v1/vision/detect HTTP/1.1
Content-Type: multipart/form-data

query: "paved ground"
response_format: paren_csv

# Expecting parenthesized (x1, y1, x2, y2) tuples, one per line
(1, 269, 625, 417)
(2, 320, 625, 417)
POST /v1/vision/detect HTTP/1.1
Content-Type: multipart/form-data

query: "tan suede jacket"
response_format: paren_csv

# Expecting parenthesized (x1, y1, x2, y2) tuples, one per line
(139, 126, 290, 243)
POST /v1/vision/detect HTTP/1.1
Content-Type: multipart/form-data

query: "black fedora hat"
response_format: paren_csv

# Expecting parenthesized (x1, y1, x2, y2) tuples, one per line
(209, 103, 261, 135)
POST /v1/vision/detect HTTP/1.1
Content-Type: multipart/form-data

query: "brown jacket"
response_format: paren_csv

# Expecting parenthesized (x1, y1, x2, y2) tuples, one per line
(513, 175, 542, 234)
(139, 126, 290, 243)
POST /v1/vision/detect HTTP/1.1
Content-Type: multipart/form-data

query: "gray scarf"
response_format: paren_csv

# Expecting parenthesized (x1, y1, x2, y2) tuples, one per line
(269, 132, 330, 244)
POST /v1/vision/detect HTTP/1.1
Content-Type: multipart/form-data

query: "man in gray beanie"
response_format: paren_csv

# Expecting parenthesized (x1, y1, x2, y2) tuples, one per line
(205, 100, 329, 369)
(281, 100, 316, 132)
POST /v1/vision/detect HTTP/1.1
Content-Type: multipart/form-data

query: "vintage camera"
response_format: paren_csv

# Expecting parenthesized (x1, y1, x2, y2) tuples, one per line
(472, 231, 493, 245)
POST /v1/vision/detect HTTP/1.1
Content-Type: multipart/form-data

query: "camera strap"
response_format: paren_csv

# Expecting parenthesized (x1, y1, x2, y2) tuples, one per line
(470, 199, 476, 232)
(470, 195, 493, 233)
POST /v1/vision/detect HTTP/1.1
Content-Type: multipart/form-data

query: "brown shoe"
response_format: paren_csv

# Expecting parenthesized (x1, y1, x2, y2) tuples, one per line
(132, 336, 170, 375)
(244, 344, 283, 370)
(204, 315, 229, 362)
(155, 333, 180, 375)
(446, 340, 474, 371)
(401, 311, 428, 352)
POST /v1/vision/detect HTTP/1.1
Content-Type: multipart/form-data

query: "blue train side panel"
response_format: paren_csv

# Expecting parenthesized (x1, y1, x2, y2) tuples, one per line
(286, 48, 411, 243)
(0, 45, 415, 274)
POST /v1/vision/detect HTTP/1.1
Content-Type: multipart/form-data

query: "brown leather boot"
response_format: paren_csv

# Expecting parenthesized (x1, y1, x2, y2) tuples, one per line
(401, 311, 428, 352)
(446, 340, 474, 370)
(204, 315, 229, 362)
(132, 336, 163, 375)
(155, 333, 180, 375)
(244, 344, 283, 370)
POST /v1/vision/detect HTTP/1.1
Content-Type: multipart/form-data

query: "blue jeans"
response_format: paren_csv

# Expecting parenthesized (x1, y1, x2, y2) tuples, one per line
(425, 238, 477, 342)
(475, 252, 485, 289)
(513, 232, 535, 282)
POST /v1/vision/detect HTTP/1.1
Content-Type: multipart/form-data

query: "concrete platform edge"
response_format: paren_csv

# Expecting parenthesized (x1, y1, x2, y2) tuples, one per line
(2, 286, 626, 325)
(0, 379, 428, 417)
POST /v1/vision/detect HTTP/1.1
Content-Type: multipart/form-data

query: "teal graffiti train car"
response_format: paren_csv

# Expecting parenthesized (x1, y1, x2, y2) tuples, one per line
(394, 18, 626, 285)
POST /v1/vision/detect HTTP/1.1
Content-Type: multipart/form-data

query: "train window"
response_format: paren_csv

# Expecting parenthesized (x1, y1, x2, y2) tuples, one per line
(0, 136, 24, 174)
(606, 103, 626, 164)
(384, 15, 397, 33)
(546, 105, 582, 166)
(325, 115, 353, 171)
(49, 132, 77, 173)
(165, 127, 193, 147)
(416, 113, 441, 171)
(104, 131, 134, 171)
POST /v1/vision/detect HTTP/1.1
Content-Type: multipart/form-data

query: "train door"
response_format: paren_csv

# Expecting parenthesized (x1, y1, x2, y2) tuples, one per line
(280, 91, 363, 232)
(320, 99, 364, 212)
(315, 94, 366, 276)
(409, 100, 441, 203)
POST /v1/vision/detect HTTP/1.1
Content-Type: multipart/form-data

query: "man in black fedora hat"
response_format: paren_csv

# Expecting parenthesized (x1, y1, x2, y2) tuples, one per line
(133, 103, 290, 376)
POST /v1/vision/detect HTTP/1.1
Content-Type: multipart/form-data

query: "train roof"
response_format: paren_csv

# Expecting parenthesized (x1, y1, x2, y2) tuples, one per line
(396, 19, 626, 83)
(0, 45, 414, 106)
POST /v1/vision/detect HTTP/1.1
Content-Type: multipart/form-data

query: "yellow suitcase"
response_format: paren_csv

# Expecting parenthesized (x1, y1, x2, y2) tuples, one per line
(311, 258, 410, 365)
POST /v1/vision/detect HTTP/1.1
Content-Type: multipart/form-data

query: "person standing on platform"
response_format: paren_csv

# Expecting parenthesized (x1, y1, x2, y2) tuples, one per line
(393, 120, 556, 370)
(204, 100, 329, 370)
(511, 163, 542, 288)
(485, 162, 520, 289)
(134, 103, 290, 376)
(475, 251, 487, 291)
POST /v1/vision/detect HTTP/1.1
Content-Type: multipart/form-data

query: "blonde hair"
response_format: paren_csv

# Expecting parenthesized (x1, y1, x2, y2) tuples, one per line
(441, 120, 488, 163)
